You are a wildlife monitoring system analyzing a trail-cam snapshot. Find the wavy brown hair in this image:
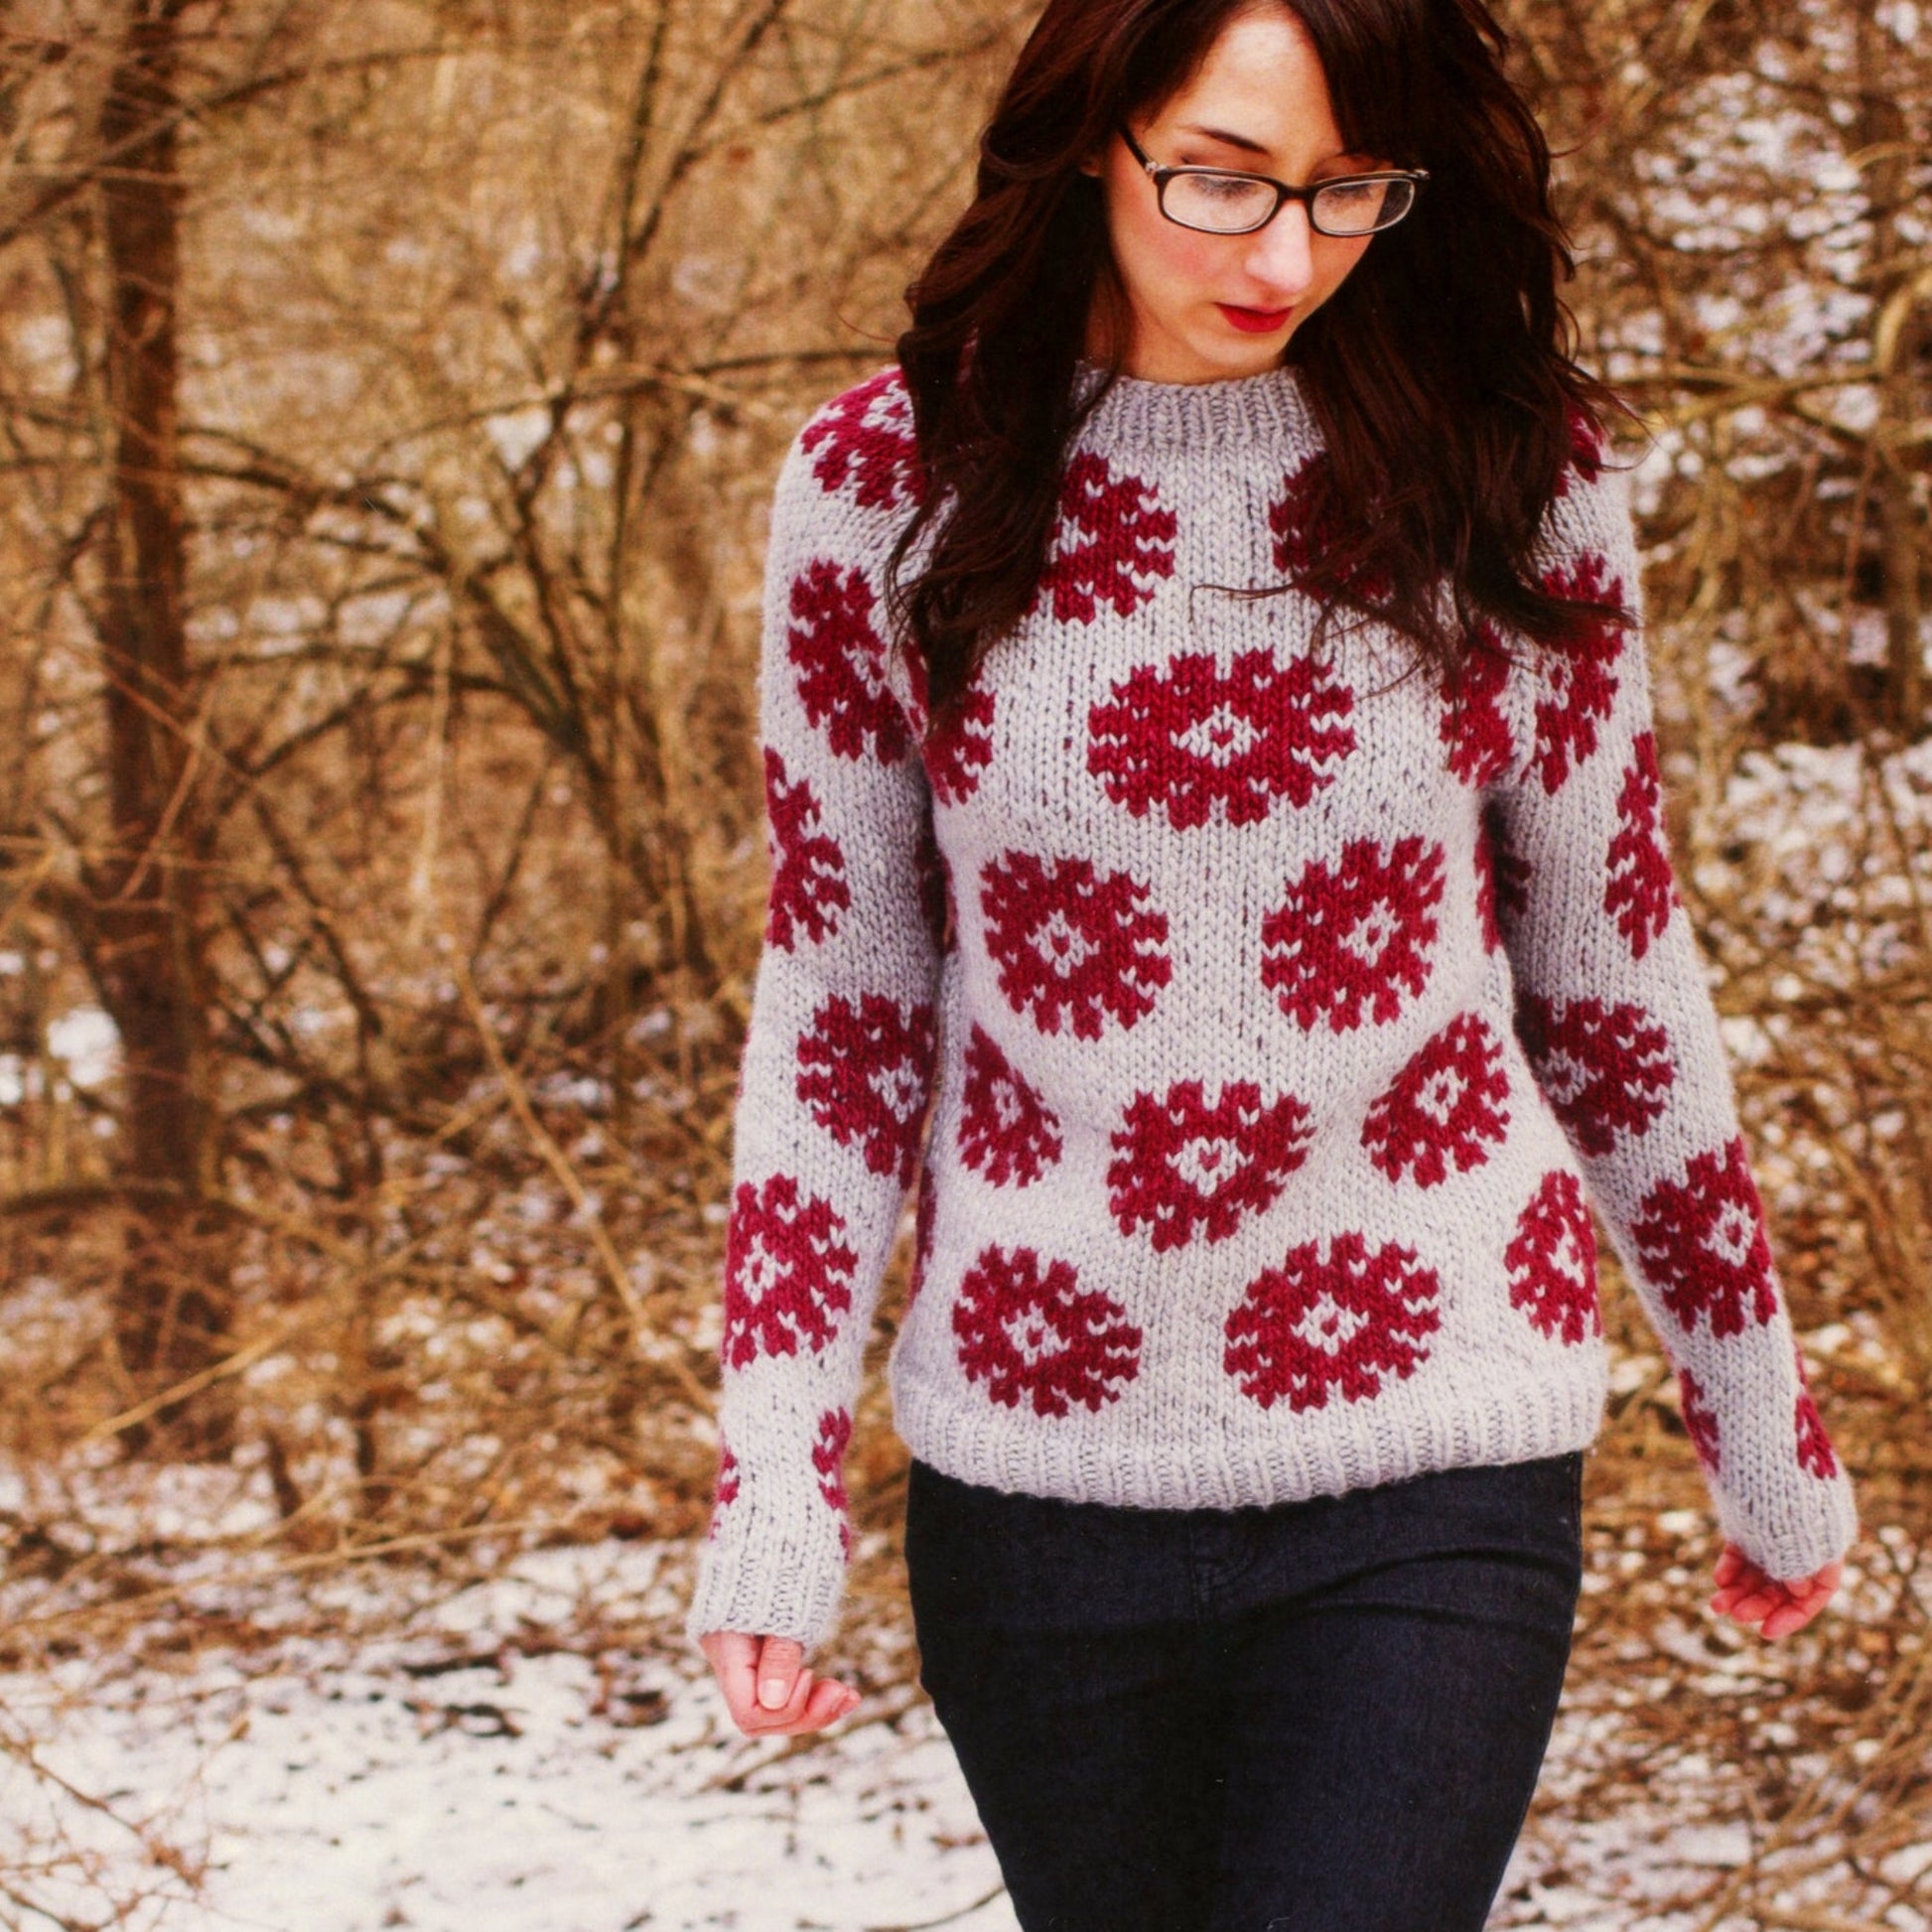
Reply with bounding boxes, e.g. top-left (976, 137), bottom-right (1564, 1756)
top-left (886, 0), bottom-right (1634, 722)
